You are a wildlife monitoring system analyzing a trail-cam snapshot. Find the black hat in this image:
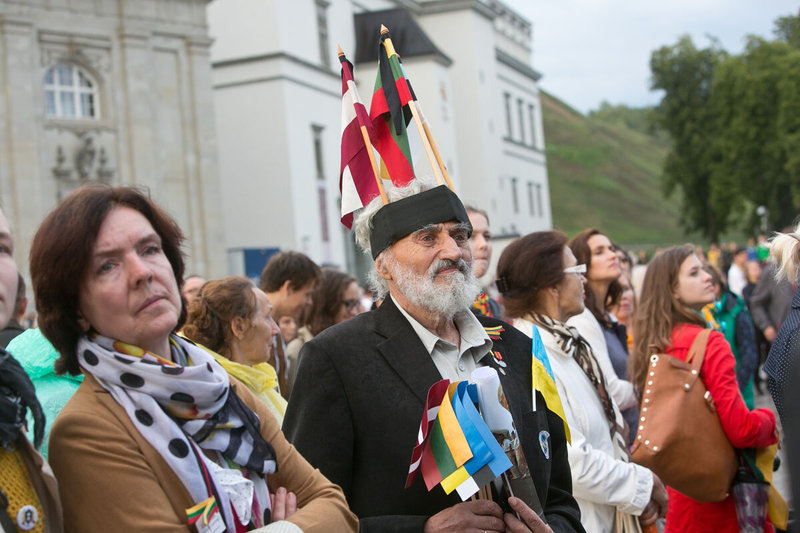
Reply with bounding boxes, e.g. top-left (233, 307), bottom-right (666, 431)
top-left (369, 185), bottom-right (471, 259)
